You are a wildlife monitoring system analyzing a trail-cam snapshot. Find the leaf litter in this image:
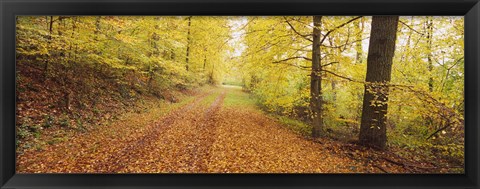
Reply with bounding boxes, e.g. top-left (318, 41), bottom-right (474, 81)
top-left (17, 87), bottom-right (422, 173)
